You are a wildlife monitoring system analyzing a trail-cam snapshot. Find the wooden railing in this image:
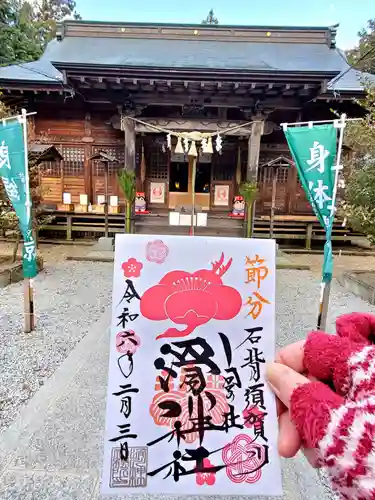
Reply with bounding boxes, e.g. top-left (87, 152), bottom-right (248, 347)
top-left (34, 211), bottom-right (362, 249)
